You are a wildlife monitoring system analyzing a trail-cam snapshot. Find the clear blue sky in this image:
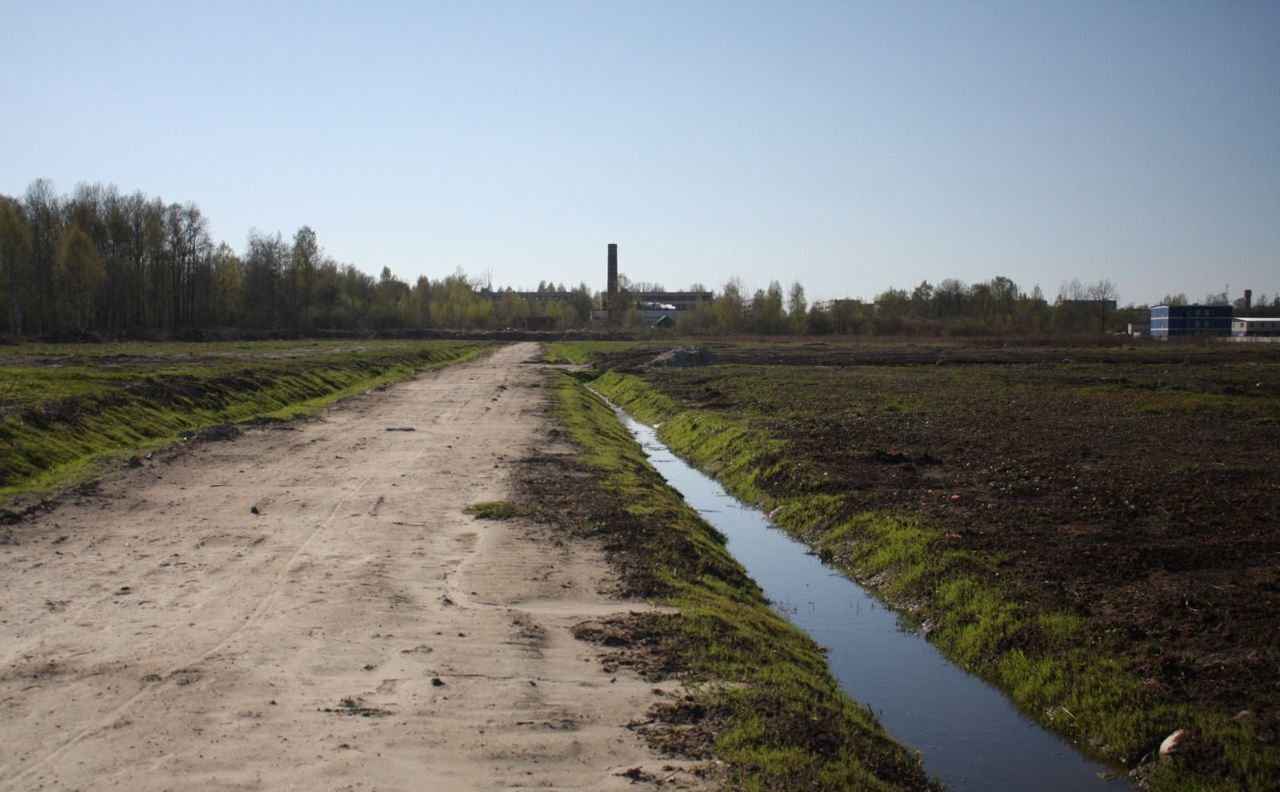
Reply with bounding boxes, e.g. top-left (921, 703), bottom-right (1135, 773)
top-left (3, 1), bottom-right (1278, 305)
